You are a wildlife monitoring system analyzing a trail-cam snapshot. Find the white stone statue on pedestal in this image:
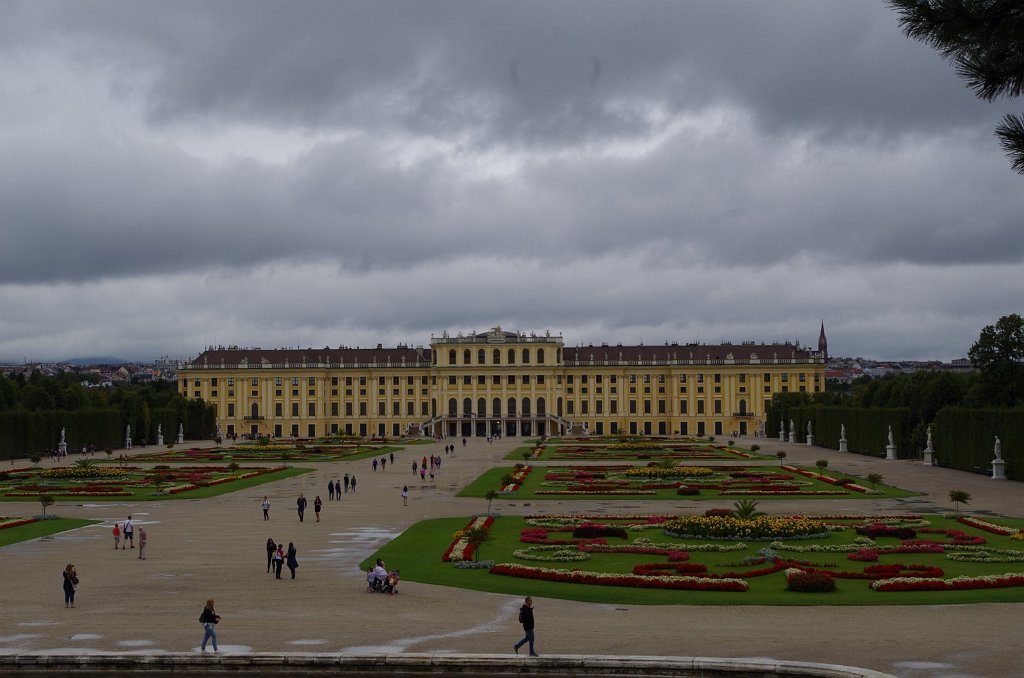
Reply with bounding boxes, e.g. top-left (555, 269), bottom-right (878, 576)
top-left (779, 421), bottom-right (785, 442)
top-left (58, 427), bottom-right (68, 455)
top-left (992, 435), bottom-right (1006, 480)
top-left (125, 424), bottom-right (132, 449)
top-left (923, 424), bottom-right (935, 466)
top-left (805, 420), bottom-right (814, 446)
top-left (788, 419), bottom-right (796, 443)
top-left (60, 428), bottom-right (66, 444)
top-left (176, 423), bottom-right (185, 444)
top-left (885, 425), bottom-right (896, 460)
top-left (887, 426), bottom-right (894, 446)
top-left (839, 424), bottom-right (848, 453)
top-left (156, 423), bottom-right (164, 446)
